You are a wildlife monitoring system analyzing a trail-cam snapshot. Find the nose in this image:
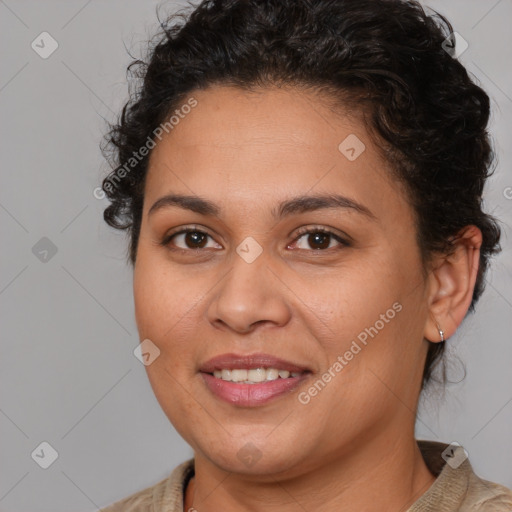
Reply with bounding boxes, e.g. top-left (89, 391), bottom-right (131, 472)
top-left (206, 254), bottom-right (292, 334)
